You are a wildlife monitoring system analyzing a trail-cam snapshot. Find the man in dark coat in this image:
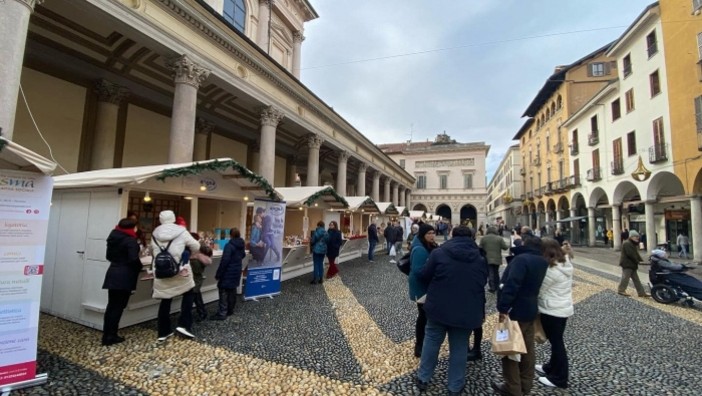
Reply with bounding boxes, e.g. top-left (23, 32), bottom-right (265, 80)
top-left (492, 234), bottom-right (548, 396)
top-left (212, 228), bottom-right (246, 320)
top-left (367, 222), bottom-right (379, 262)
top-left (384, 223), bottom-right (395, 254)
top-left (617, 230), bottom-right (649, 297)
top-left (393, 221), bottom-right (405, 257)
top-left (415, 226), bottom-right (488, 395)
